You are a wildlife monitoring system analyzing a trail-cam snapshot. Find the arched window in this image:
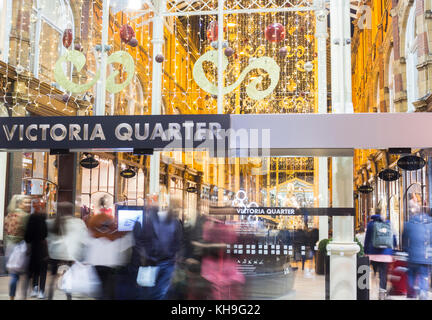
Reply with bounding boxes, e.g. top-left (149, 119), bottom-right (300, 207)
top-left (405, 4), bottom-right (418, 113)
top-left (376, 77), bottom-right (380, 113)
top-left (30, 0), bottom-right (74, 83)
top-left (388, 50), bottom-right (395, 113)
